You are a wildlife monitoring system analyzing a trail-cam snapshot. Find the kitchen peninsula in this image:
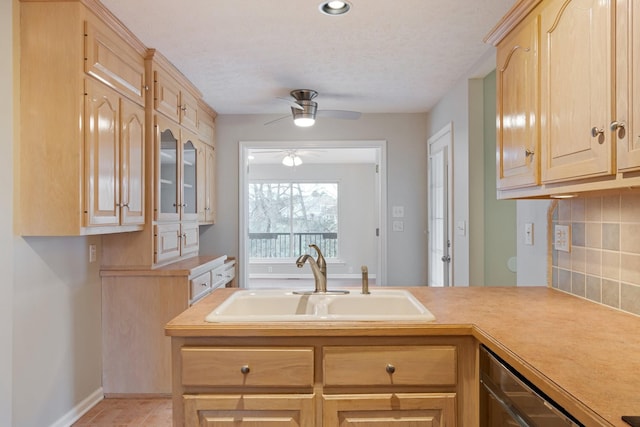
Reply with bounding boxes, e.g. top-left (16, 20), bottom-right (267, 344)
top-left (166, 286), bottom-right (640, 426)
